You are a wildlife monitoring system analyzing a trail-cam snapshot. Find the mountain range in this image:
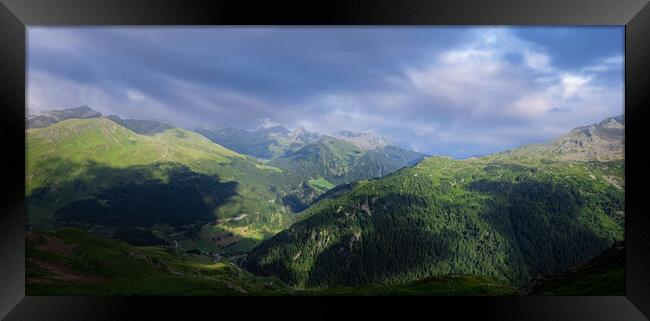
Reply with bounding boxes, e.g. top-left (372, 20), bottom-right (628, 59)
top-left (25, 105), bottom-right (625, 295)
top-left (26, 111), bottom-right (296, 254)
top-left (244, 116), bottom-right (624, 288)
top-left (195, 123), bottom-right (426, 210)
top-left (25, 106), bottom-right (427, 253)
